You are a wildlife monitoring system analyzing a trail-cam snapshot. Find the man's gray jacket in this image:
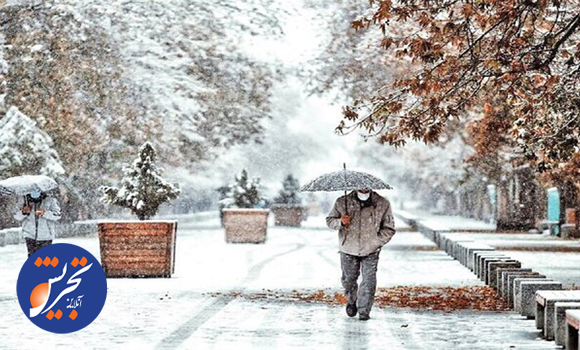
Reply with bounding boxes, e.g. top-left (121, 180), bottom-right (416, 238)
top-left (326, 190), bottom-right (396, 256)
